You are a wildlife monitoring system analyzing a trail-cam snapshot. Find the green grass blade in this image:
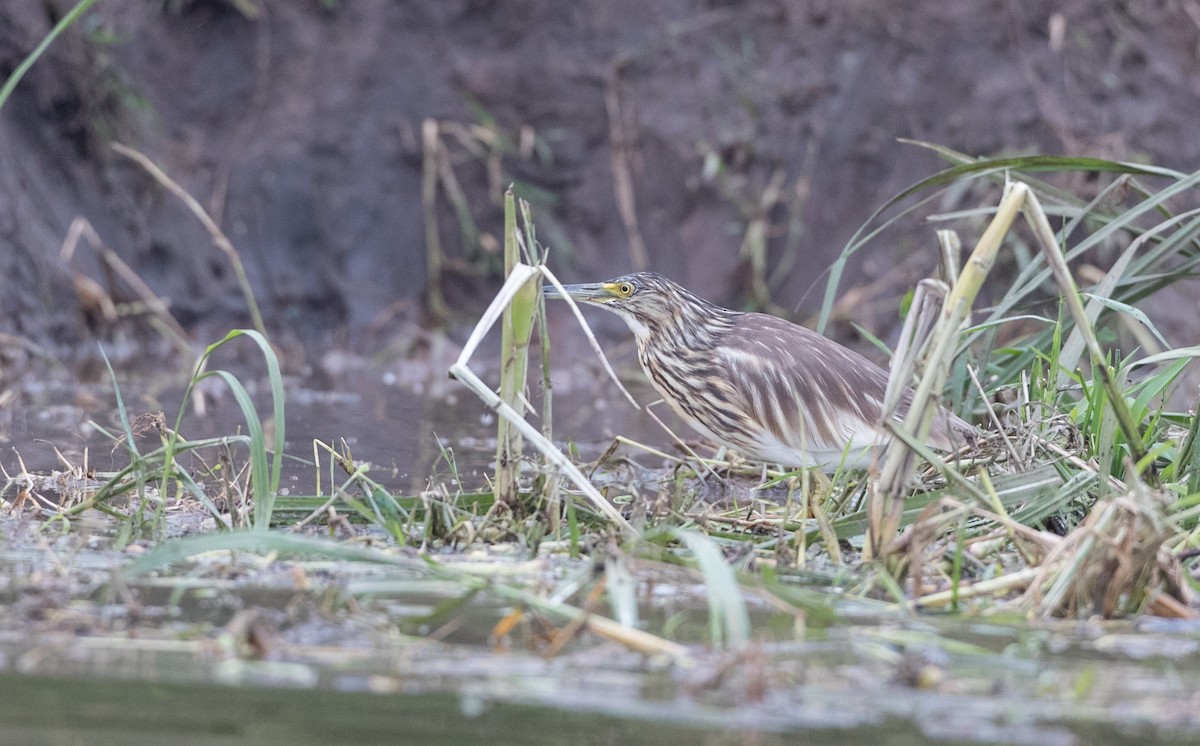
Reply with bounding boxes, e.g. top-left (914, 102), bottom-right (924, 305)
top-left (167, 330), bottom-right (286, 532)
top-left (117, 532), bottom-right (412, 580)
top-left (198, 369), bottom-right (273, 529)
top-left (672, 529), bottom-right (750, 649)
top-left (98, 346), bottom-right (141, 460)
top-left (223, 329), bottom-right (286, 498)
top-left (819, 152), bottom-right (1186, 333)
top-left (0, 0), bottom-right (102, 111)
top-left (1081, 294), bottom-right (1170, 348)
